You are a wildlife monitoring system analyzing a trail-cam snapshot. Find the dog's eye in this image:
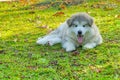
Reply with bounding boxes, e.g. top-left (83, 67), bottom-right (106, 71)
top-left (83, 25), bottom-right (86, 27)
top-left (83, 24), bottom-right (88, 27)
top-left (74, 25), bottom-right (78, 27)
